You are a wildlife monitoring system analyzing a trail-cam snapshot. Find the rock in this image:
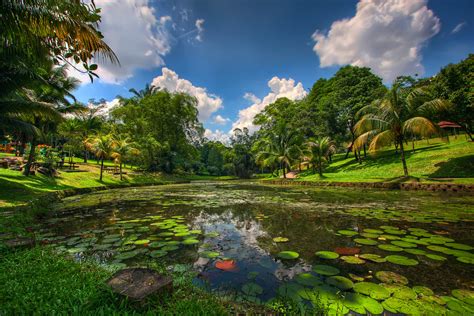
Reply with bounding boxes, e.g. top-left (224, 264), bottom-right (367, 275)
top-left (106, 268), bottom-right (172, 301)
